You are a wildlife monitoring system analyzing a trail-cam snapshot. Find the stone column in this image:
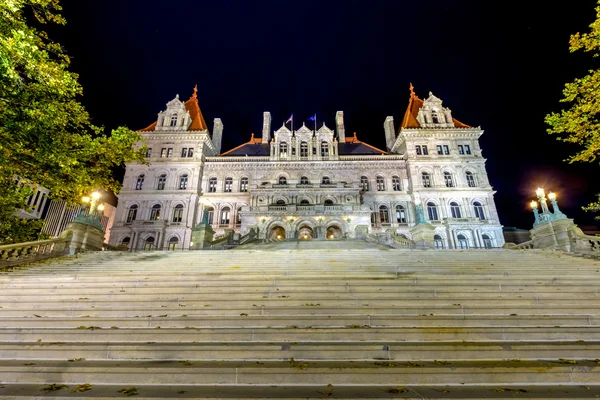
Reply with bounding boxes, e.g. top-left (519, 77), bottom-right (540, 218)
top-left (63, 221), bottom-right (105, 255)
